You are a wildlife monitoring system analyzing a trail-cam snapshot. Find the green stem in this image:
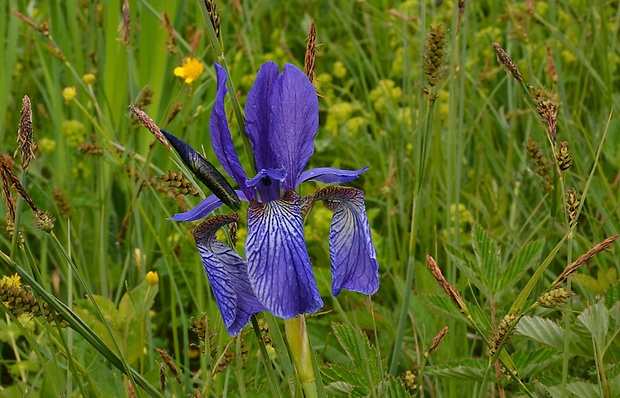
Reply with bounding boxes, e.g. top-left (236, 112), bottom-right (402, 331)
top-left (284, 315), bottom-right (318, 398)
